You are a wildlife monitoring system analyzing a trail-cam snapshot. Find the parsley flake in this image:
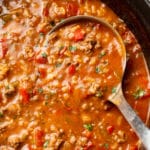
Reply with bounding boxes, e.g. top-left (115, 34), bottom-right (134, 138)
top-left (69, 46), bottom-right (77, 52)
top-left (95, 66), bottom-right (100, 73)
top-left (38, 88), bottom-right (43, 94)
top-left (83, 124), bottom-right (93, 131)
top-left (43, 140), bottom-right (49, 148)
top-left (0, 112), bottom-right (4, 118)
top-left (41, 52), bottom-right (47, 58)
top-left (112, 87), bottom-right (117, 94)
top-left (133, 87), bottom-right (145, 99)
top-left (95, 90), bottom-right (103, 98)
top-left (99, 51), bottom-right (106, 58)
top-left (55, 63), bottom-right (62, 68)
top-left (103, 143), bottom-right (109, 149)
